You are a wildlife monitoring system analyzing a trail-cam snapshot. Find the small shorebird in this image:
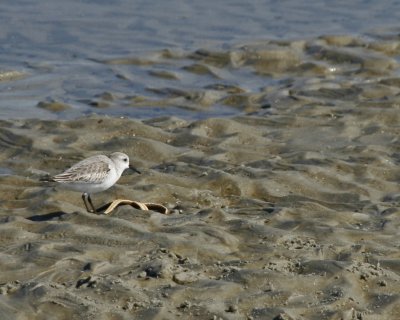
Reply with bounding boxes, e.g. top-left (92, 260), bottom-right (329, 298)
top-left (48, 152), bottom-right (140, 213)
